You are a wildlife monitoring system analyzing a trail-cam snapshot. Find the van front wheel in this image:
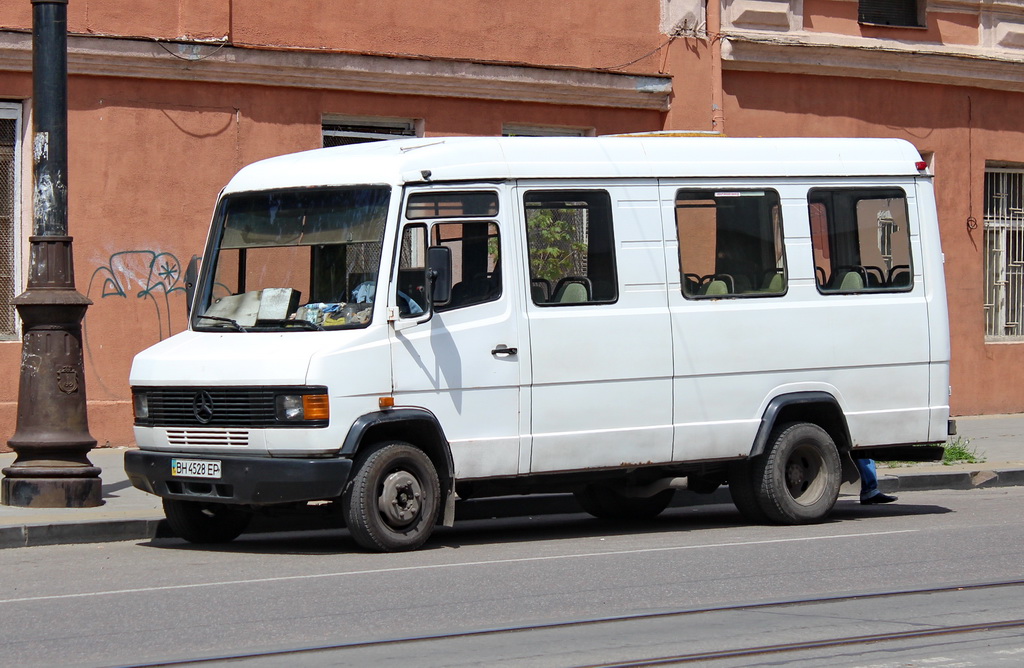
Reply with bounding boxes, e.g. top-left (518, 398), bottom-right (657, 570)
top-left (755, 422), bottom-right (841, 524)
top-left (343, 441), bottom-right (441, 552)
